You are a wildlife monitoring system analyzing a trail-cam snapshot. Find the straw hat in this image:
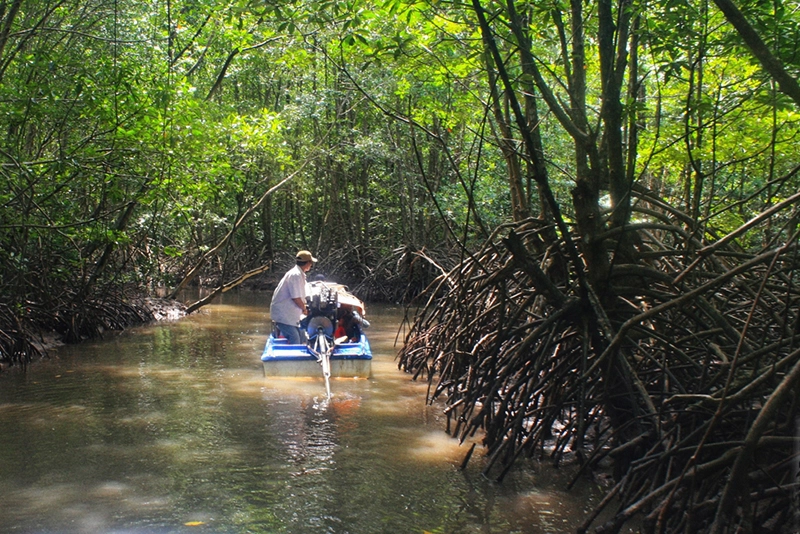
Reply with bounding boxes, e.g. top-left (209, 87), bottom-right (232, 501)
top-left (296, 250), bottom-right (317, 263)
